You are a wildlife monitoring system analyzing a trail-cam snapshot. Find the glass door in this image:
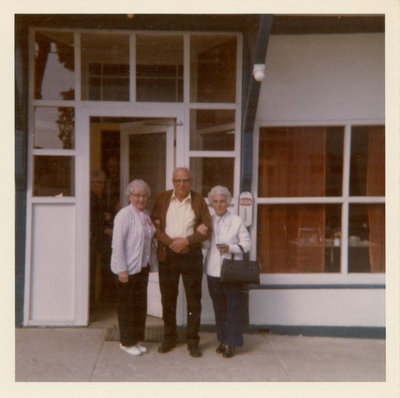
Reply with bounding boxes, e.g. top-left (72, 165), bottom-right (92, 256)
top-left (120, 119), bottom-right (175, 317)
